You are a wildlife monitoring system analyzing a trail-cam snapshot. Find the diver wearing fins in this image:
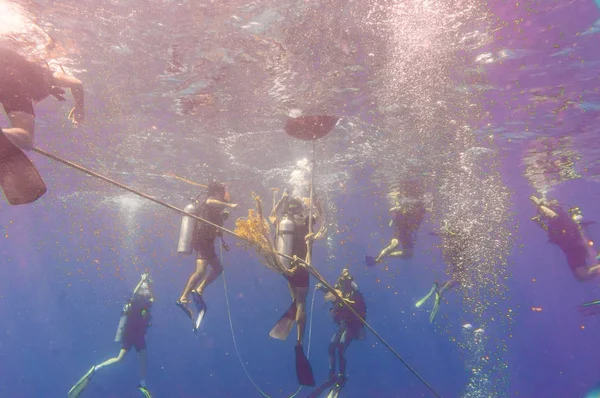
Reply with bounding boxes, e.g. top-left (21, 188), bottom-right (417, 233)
top-left (418, 220), bottom-right (467, 323)
top-left (176, 181), bottom-right (237, 331)
top-left (415, 279), bottom-right (458, 323)
top-left (67, 273), bottom-right (154, 398)
top-left (530, 195), bottom-right (599, 282)
top-left (269, 188), bottom-right (324, 386)
top-left (366, 178), bottom-right (426, 267)
top-left (309, 269), bottom-right (366, 398)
